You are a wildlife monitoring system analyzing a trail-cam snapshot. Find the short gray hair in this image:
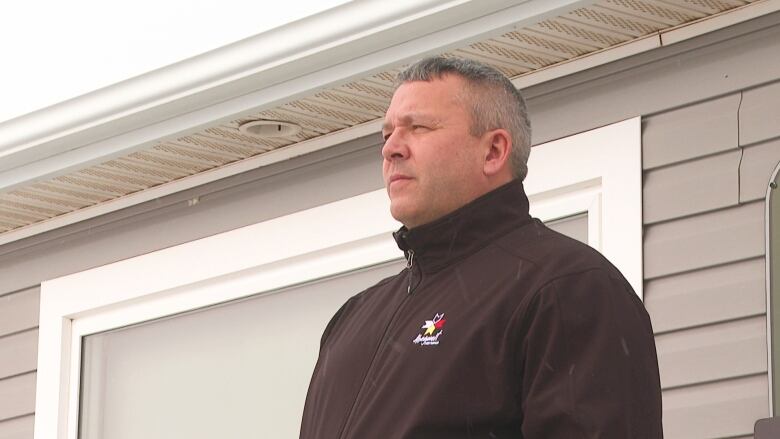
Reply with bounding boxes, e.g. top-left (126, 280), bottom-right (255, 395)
top-left (395, 56), bottom-right (532, 181)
